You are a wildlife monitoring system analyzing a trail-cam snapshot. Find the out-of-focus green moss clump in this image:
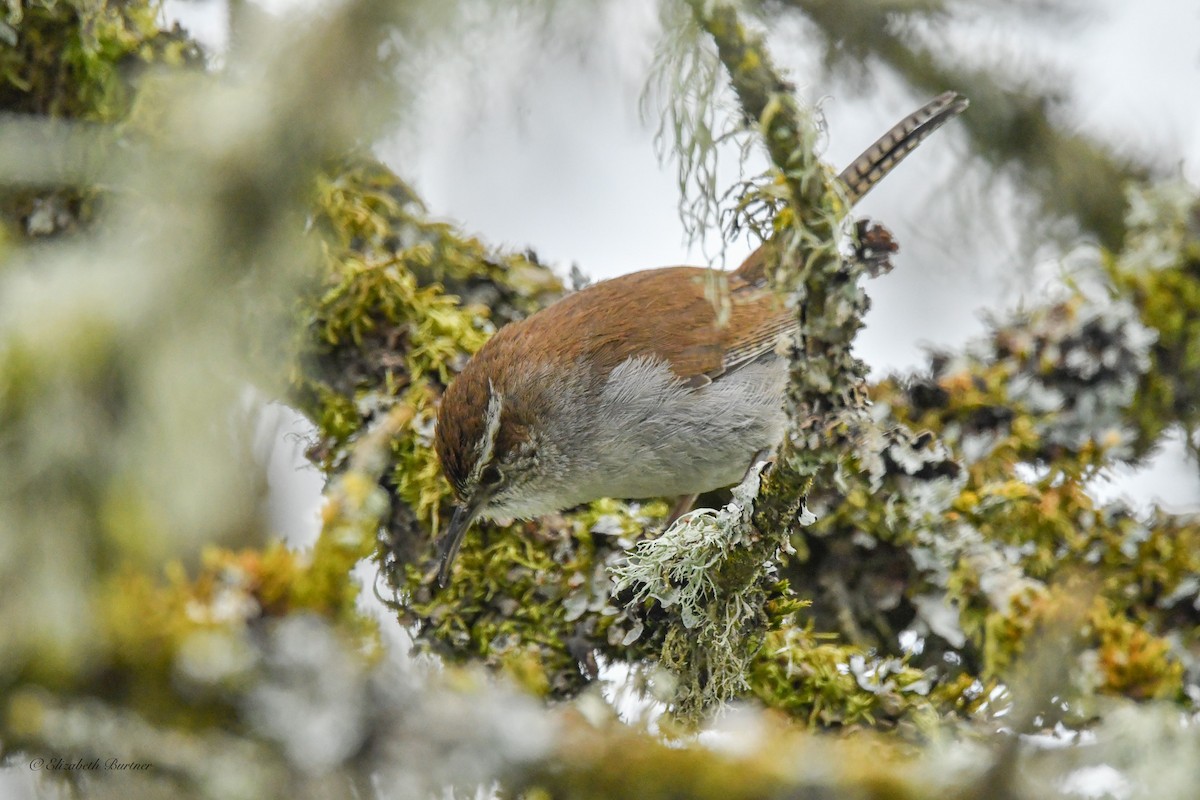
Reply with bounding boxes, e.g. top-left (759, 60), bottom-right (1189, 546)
top-left (1107, 182), bottom-right (1200, 451)
top-left (1, 0), bottom-right (200, 119)
top-left (8, 408), bottom-right (394, 723)
top-left (0, 0), bottom-right (202, 239)
top-left (0, 0), bottom-right (405, 757)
